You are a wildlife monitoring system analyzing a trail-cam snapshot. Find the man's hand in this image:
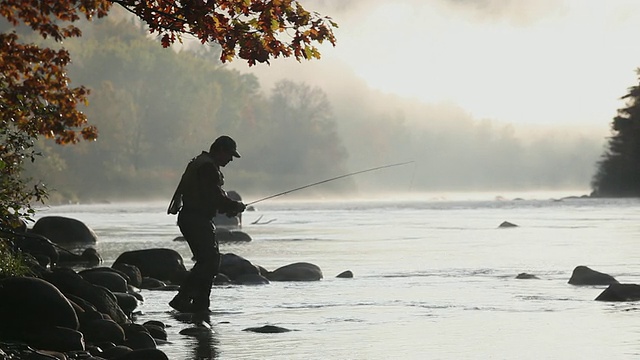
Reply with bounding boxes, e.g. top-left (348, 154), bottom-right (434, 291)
top-left (225, 202), bottom-right (246, 217)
